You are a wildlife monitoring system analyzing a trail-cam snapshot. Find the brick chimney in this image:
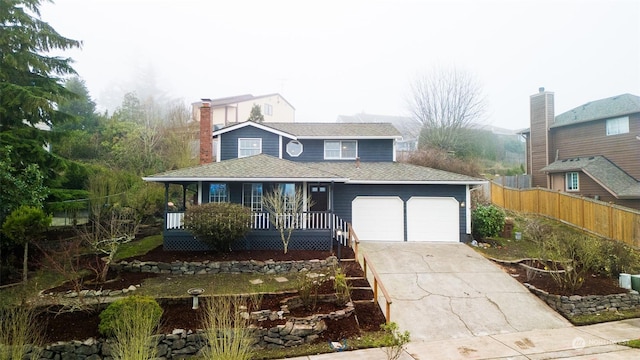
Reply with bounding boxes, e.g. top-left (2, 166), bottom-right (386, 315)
top-left (199, 99), bottom-right (213, 164)
top-left (529, 87), bottom-right (554, 188)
